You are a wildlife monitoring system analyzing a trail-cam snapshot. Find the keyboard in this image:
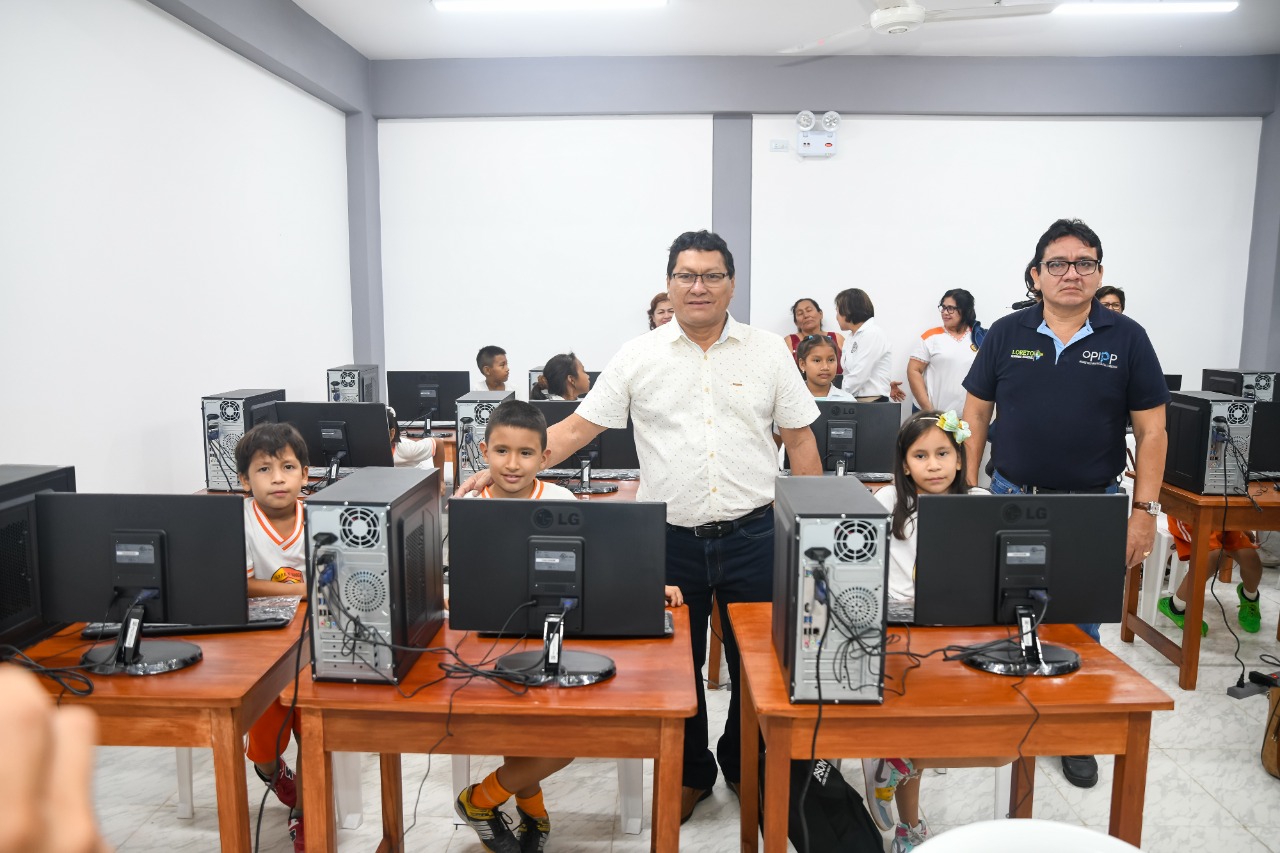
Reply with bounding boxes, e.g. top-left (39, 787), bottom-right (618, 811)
top-left (80, 596), bottom-right (301, 640)
top-left (539, 468), bottom-right (641, 481)
top-left (779, 470), bottom-right (892, 482)
top-left (664, 610), bottom-right (674, 636)
top-left (1248, 471), bottom-right (1280, 481)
